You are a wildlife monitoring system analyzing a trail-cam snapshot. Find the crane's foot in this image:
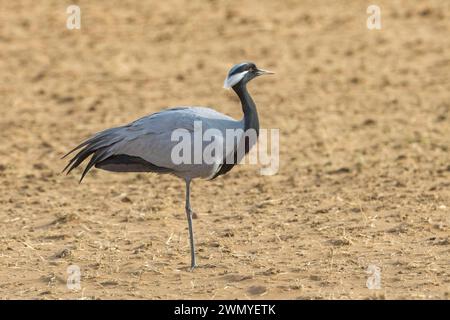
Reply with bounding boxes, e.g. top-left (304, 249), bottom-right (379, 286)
top-left (189, 264), bottom-right (198, 272)
top-left (190, 256), bottom-right (197, 271)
